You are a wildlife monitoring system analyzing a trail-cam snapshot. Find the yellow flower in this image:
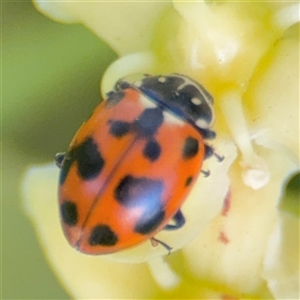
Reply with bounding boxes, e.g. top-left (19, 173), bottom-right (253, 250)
top-left (23, 1), bottom-right (299, 299)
